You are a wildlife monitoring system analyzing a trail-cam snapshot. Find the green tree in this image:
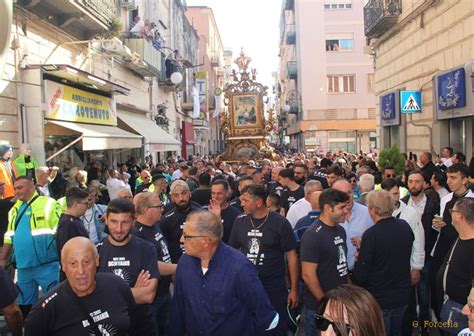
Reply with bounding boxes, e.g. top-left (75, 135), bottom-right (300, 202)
top-left (377, 145), bottom-right (405, 175)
